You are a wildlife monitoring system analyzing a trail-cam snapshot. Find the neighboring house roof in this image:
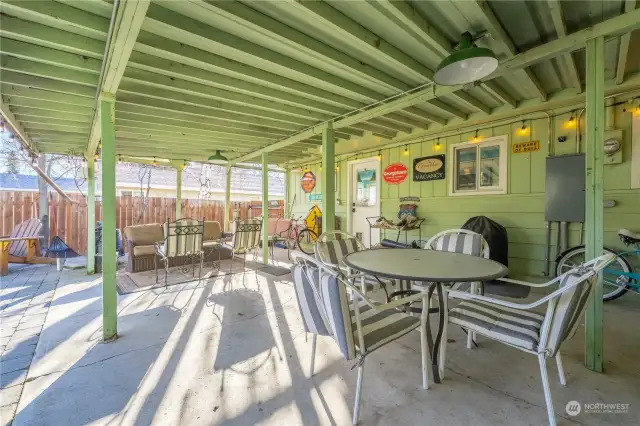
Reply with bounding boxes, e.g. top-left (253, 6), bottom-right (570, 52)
top-left (0, 173), bottom-right (87, 192)
top-left (104, 163), bottom-right (285, 195)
